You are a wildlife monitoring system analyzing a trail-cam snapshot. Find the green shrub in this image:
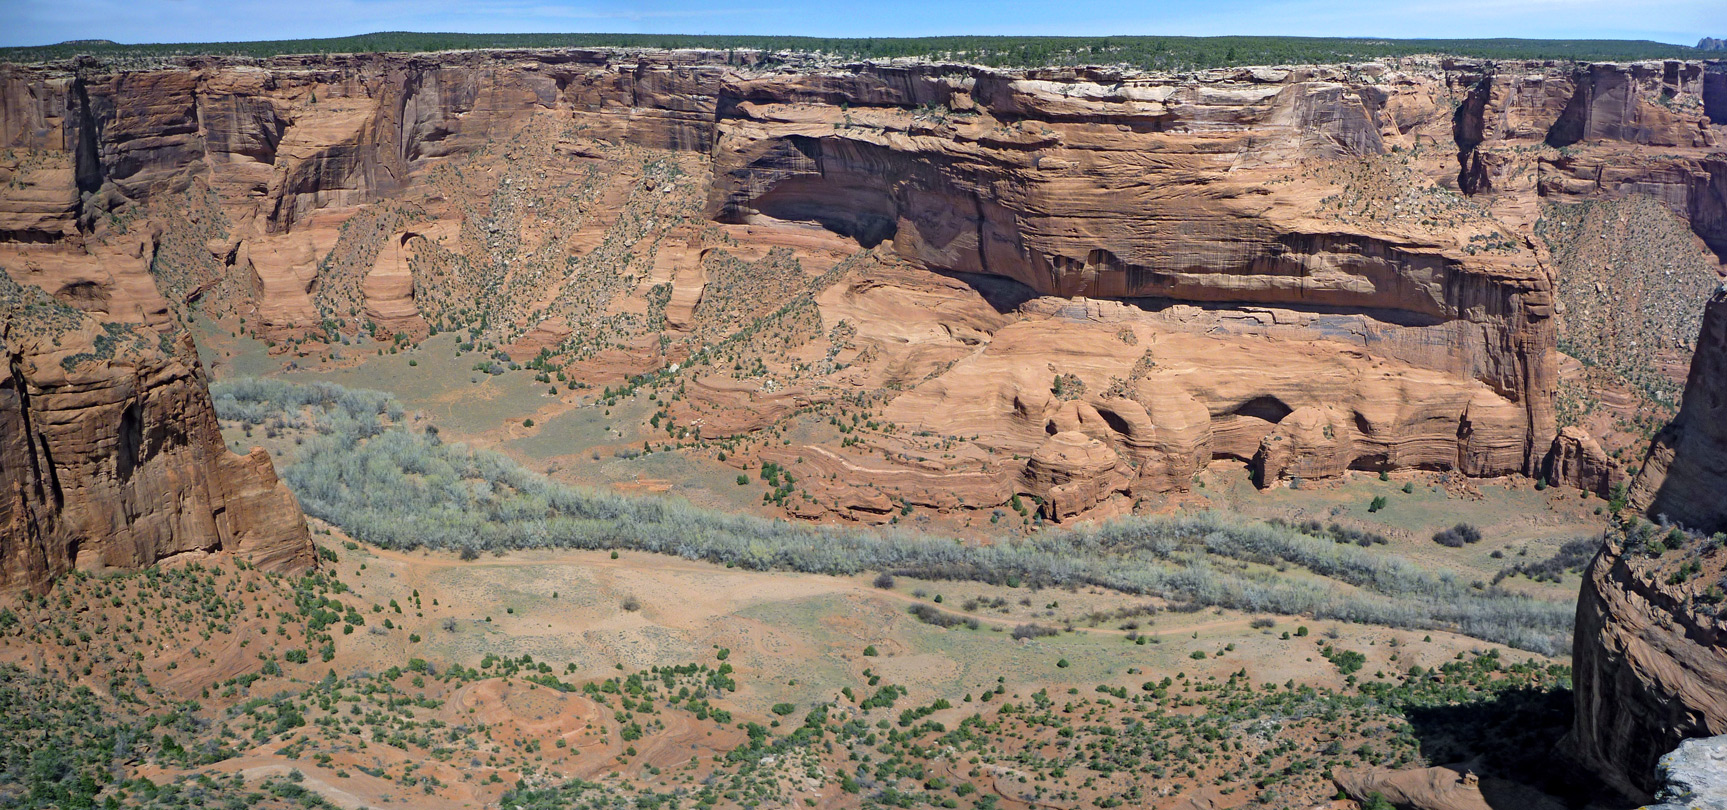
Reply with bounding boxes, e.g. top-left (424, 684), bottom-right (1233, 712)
top-left (2, 33), bottom-right (1705, 73)
top-left (1432, 523), bottom-right (1483, 547)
